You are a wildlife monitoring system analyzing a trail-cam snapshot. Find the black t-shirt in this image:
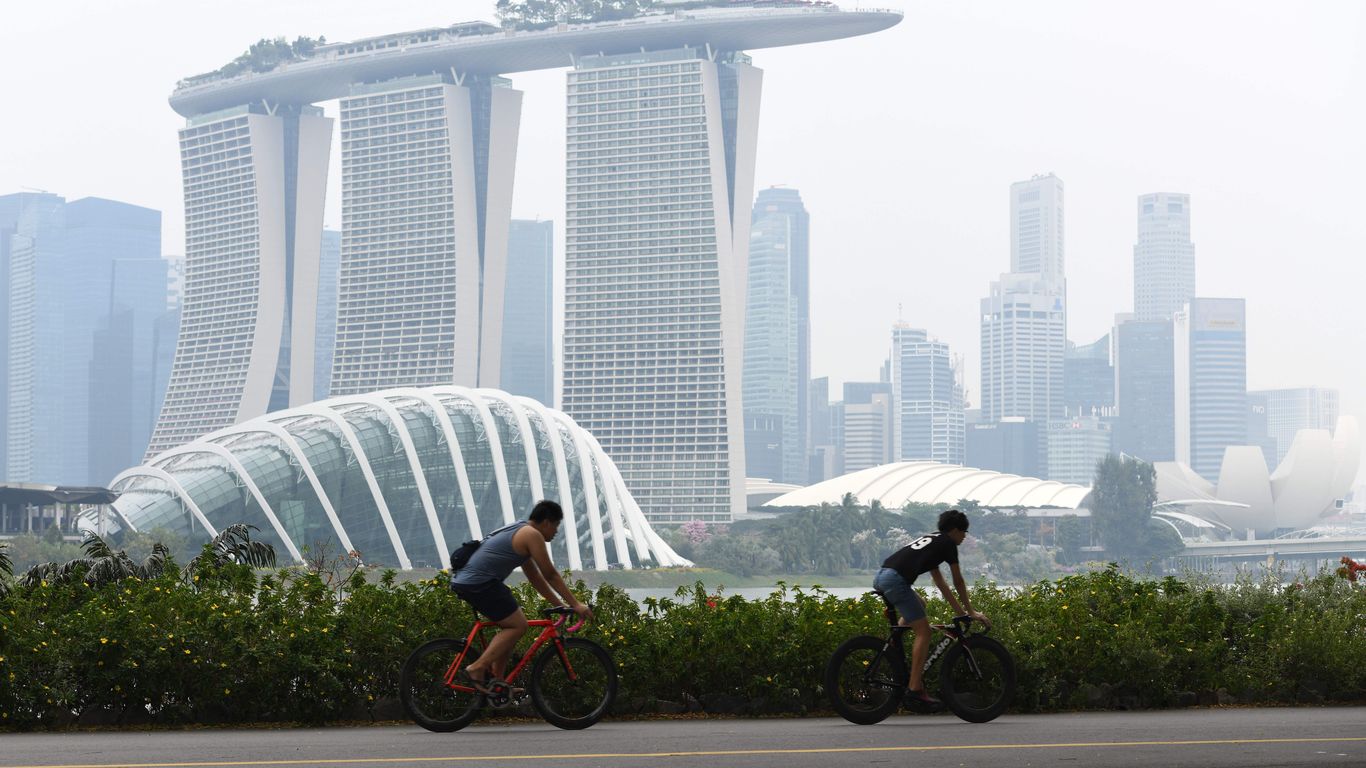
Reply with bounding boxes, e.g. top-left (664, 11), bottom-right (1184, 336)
top-left (882, 532), bottom-right (959, 583)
